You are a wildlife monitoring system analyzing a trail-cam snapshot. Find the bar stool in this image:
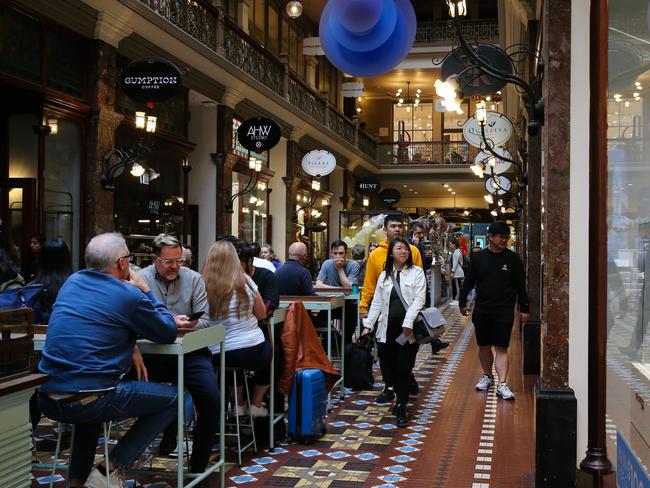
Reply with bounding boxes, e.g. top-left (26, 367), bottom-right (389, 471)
top-left (223, 367), bottom-right (257, 466)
